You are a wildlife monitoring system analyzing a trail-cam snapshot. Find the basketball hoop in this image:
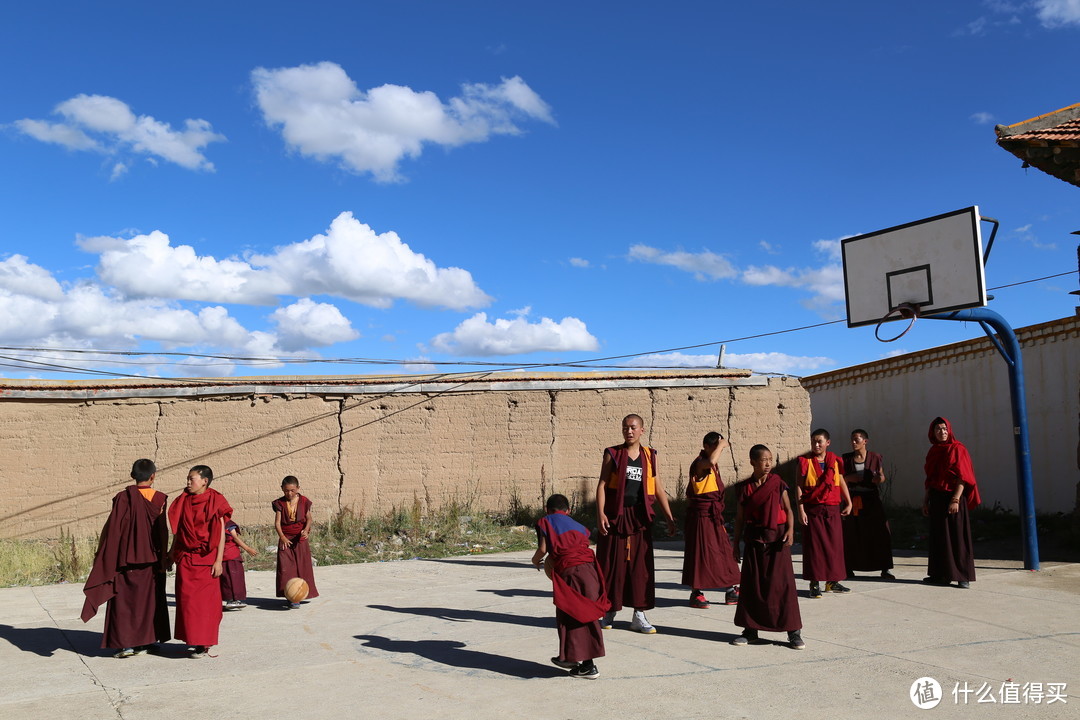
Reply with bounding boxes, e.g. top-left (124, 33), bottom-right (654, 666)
top-left (874, 302), bottom-right (921, 342)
